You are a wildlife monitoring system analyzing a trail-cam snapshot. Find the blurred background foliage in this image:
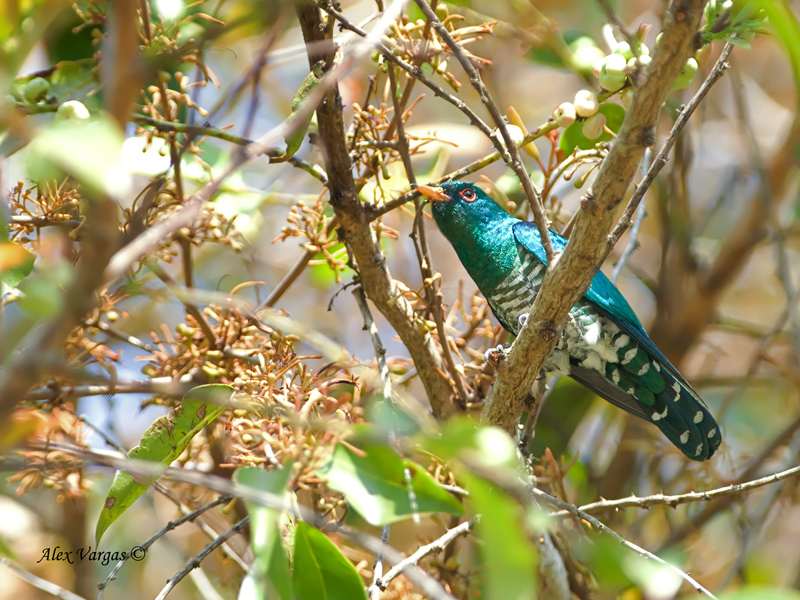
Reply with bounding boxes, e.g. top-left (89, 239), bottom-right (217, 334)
top-left (1, 0), bottom-right (800, 599)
